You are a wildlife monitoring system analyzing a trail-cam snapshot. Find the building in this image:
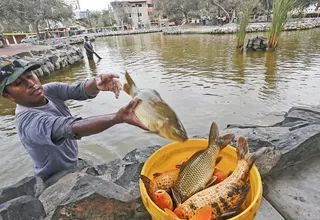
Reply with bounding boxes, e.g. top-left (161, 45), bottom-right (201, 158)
top-left (63, 0), bottom-right (81, 10)
top-left (112, 0), bottom-right (154, 28)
